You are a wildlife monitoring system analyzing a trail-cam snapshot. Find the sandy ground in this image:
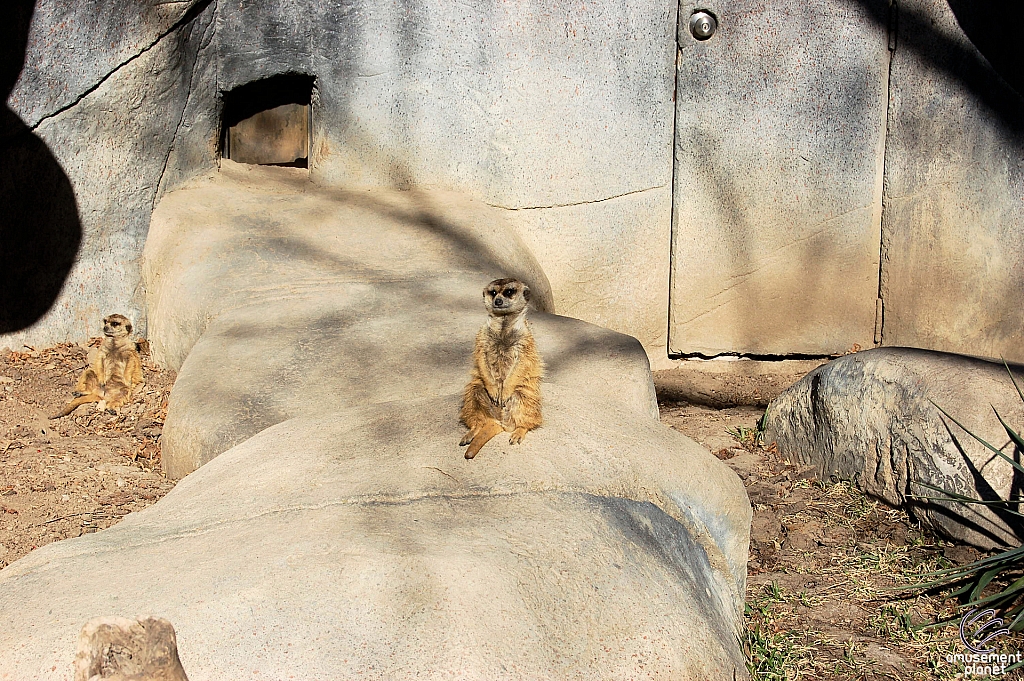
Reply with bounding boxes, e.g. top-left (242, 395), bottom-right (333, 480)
top-left (0, 342), bottom-right (175, 569)
top-left (1, 347), bottom-right (1020, 679)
